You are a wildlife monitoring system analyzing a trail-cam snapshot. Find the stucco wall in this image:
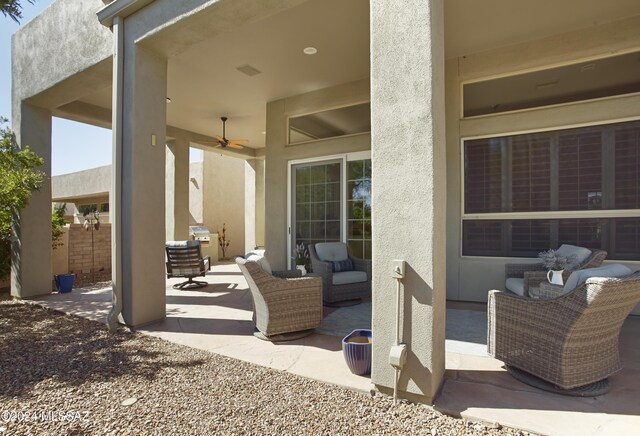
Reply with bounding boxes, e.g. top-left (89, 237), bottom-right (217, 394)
top-left (264, 79), bottom-right (371, 270)
top-left (52, 165), bottom-right (111, 201)
top-left (444, 16), bottom-right (640, 308)
top-left (202, 152), bottom-right (246, 258)
top-left (12, 0), bottom-right (113, 110)
top-left (189, 161), bottom-right (204, 225)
